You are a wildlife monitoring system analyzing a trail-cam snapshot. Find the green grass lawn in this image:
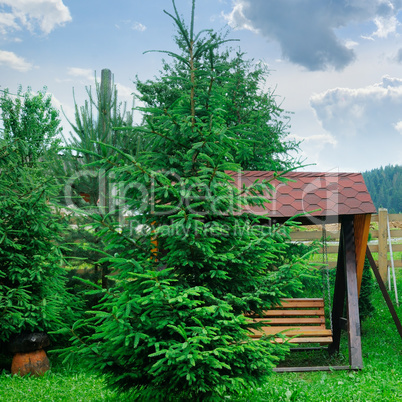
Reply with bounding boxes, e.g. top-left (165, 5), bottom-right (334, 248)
top-left (0, 362), bottom-right (122, 402)
top-left (1, 270), bottom-right (401, 402)
top-left (232, 268), bottom-right (402, 402)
